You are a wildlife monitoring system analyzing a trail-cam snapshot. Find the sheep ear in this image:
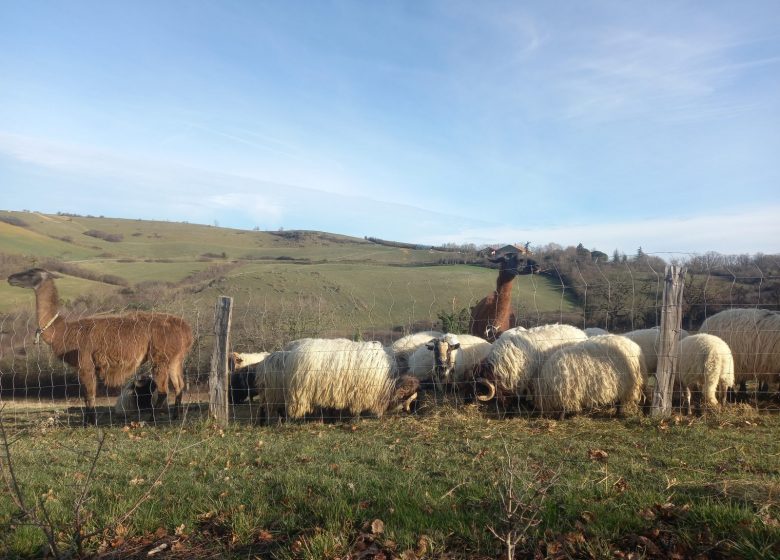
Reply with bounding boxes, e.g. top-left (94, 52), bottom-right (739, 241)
top-left (425, 340), bottom-right (435, 350)
top-left (451, 343), bottom-right (461, 350)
